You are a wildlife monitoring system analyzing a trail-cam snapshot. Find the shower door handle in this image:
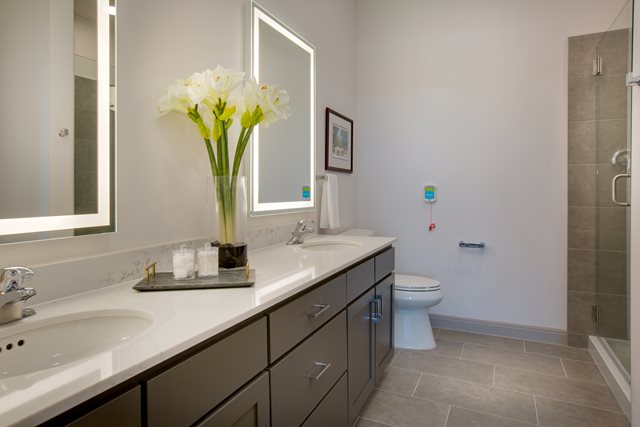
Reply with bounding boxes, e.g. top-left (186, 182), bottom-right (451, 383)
top-left (612, 173), bottom-right (631, 207)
